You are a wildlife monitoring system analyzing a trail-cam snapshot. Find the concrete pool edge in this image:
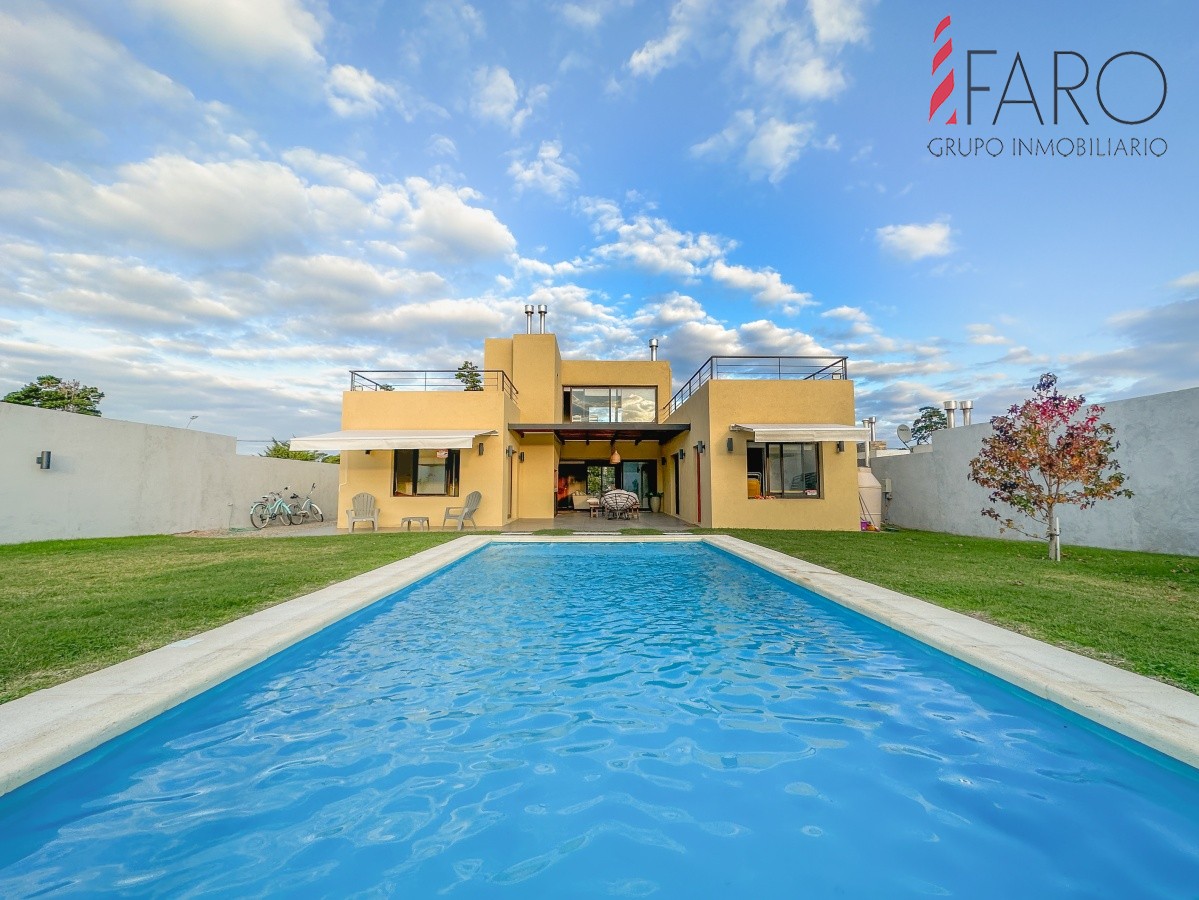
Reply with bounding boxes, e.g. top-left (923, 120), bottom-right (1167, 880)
top-left (1, 533), bottom-right (1195, 798)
